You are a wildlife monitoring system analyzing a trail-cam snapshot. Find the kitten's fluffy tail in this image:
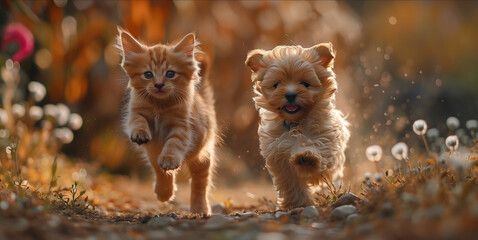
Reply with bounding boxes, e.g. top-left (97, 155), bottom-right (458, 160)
top-left (194, 52), bottom-right (214, 105)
